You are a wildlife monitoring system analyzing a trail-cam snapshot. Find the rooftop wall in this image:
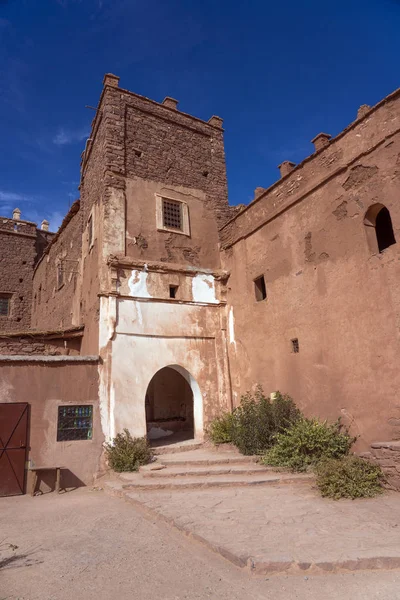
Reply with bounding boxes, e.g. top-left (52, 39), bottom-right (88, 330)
top-left (220, 88), bottom-right (400, 249)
